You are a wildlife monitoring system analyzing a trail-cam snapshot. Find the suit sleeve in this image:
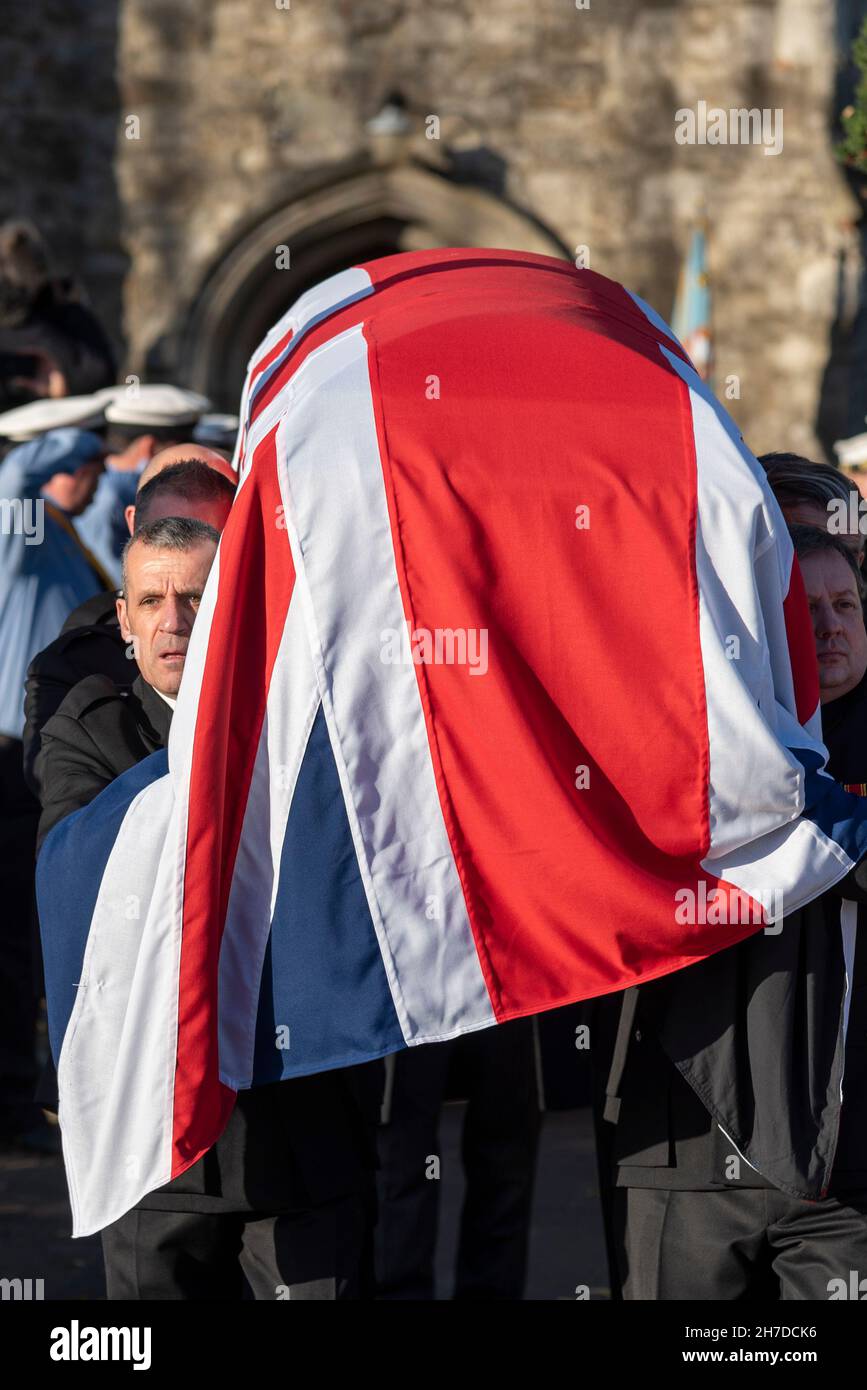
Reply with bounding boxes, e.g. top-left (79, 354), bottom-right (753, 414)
top-left (36, 713), bottom-right (117, 853)
top-left (23, 650), bottom-right (75, 800)
top-left (826, 857), bottom-right (867, 907)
